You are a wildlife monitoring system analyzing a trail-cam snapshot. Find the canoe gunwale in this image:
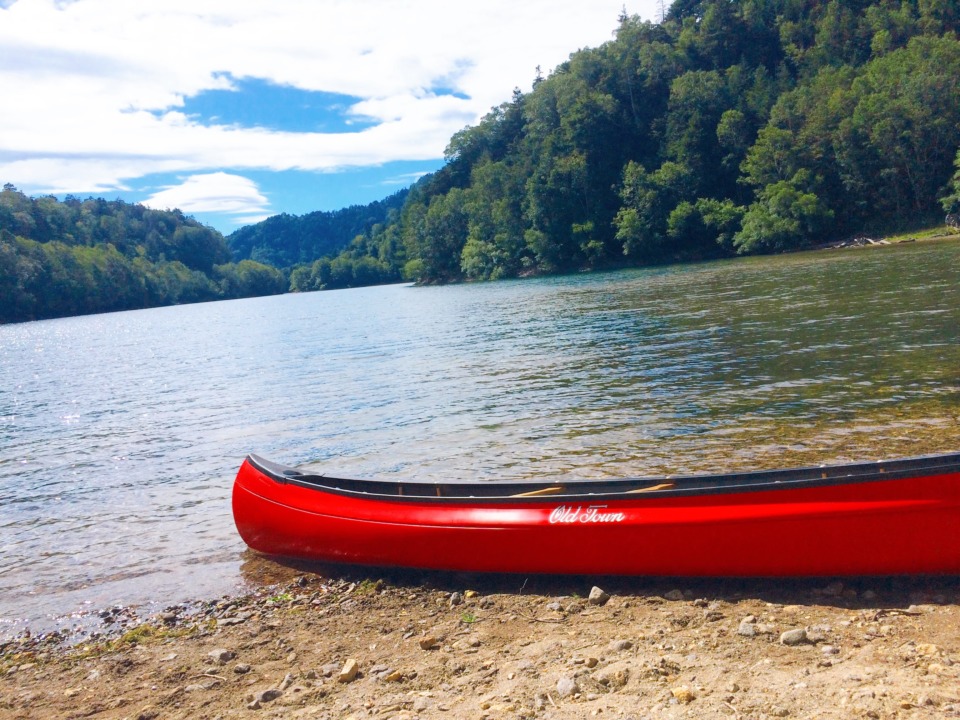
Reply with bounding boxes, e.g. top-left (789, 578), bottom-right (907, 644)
top-left (245, 451), bottom-right (960, 504)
